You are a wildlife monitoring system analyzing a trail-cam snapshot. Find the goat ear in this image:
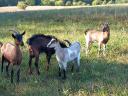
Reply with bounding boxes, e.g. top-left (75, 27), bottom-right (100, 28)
top-left (12, 34), bottom-right (16, 39)
top-left (21, 31), bottom-right (26, 36)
